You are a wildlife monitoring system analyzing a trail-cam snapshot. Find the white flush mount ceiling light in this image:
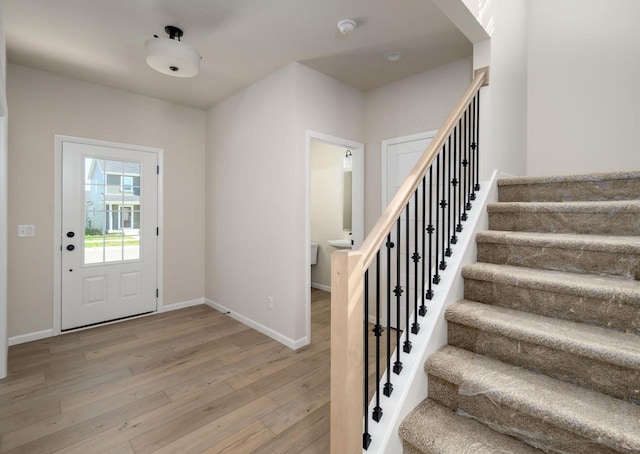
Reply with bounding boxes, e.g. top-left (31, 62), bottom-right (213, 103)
top-left (145, 26), bottom-right (201, 78)
top-left (337, 19), bottom-right (357, 35)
